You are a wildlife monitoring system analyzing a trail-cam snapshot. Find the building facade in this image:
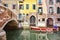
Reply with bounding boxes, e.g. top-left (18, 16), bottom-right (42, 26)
top-left (1, 0), bottom-right (60, 27)
top-left (46, 0), bottom-right (60, 27)
top-left (1, 0), bottom-right (21, 19)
